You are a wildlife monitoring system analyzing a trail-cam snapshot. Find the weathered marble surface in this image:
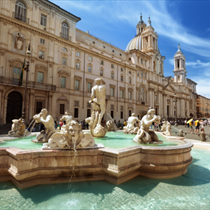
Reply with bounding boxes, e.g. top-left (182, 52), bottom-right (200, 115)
top-left (133, 109), bottom-right (162, 144)
top-left (161, 121), bottom-right (171, 136)
top-left (106, 120), bottom-right (118, 131)
top-left (42, 120), bottom-right (95, 150)
top-left (86, 78), bottom-right (107, 137)
top-left (32, 109), bottom-right (55, 143)
top-left (8, 118), bottom-right (25, 137)
top-left (123, 113), bottom-right (139, 134)
top-left (0, 139), bottom-right (193, 188)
